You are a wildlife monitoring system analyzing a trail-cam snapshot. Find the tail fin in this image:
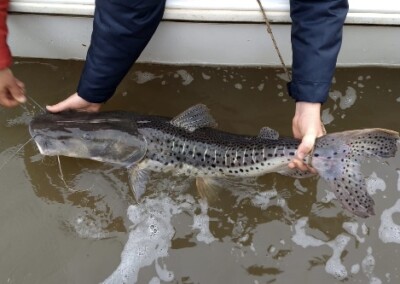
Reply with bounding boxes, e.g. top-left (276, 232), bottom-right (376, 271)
top-left (312, 129), bottom-right (399, 218)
